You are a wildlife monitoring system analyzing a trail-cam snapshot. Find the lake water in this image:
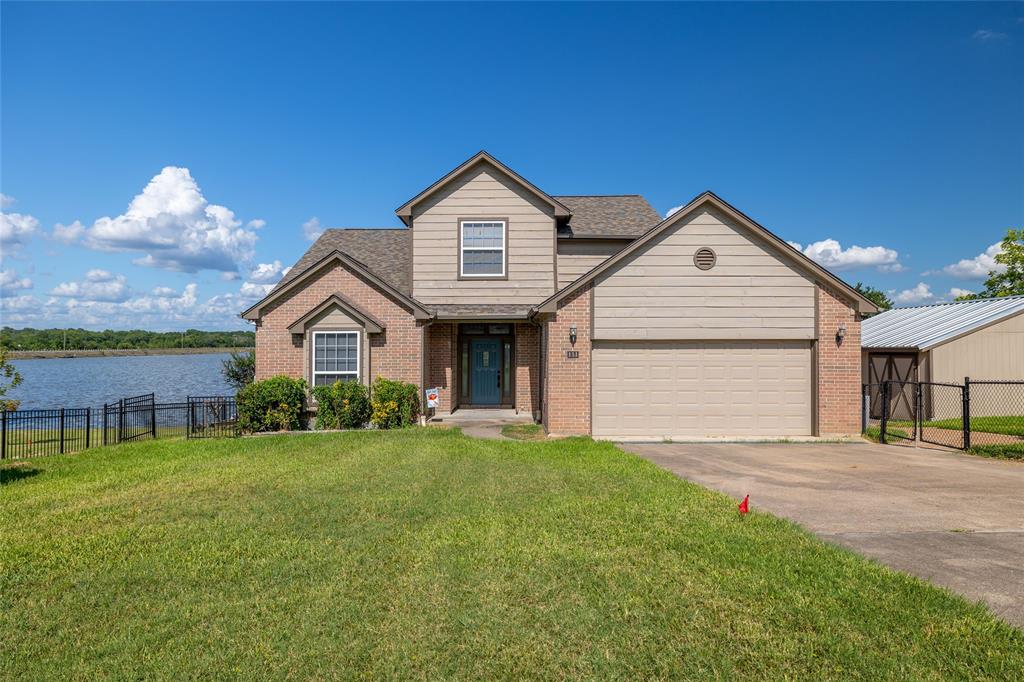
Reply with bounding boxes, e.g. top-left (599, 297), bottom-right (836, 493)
top-left (7, 353), bottom-right (236, 410)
